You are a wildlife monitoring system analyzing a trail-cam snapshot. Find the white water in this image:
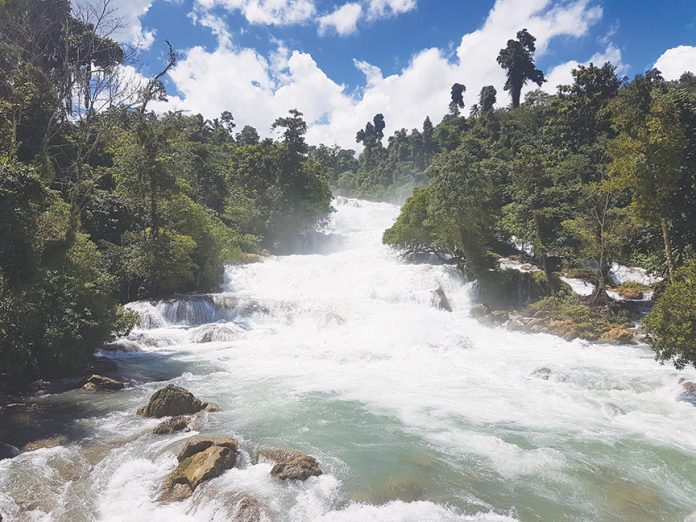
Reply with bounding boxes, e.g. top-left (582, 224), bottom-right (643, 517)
top-left (2, 197), bottom-right (696, 521)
